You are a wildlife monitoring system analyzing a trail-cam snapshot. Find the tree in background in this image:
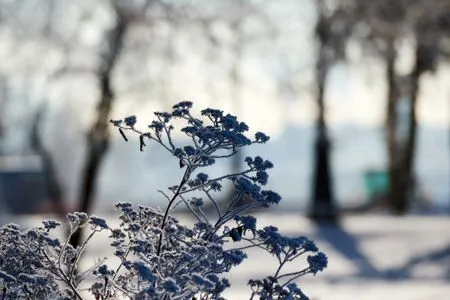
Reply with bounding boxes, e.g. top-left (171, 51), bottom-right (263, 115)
top-left (332, 0), bottom-right (450, 214)
top-left (401, 0), bottom-right (450, 213)
top-left (335, 0), bottom-right (416, 214)
top-left (0, 0), bottom-right (76, 218)
top-left (0, 77), bottom-right (8, 151)
top-left (0, 0), bottom-right (150, 241)
top-left (69, 0), bottom-right (201, 246)
top-left (2, 0), bottom-right (448, 220)
top-left (354, 0), bottom-right (411, 214)
top-left (30, 103), bottom-right (66, 217)
top-left (69, 2), bottom-right (127, 247)
top-left (309, 0), bottom-right (353, 220)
